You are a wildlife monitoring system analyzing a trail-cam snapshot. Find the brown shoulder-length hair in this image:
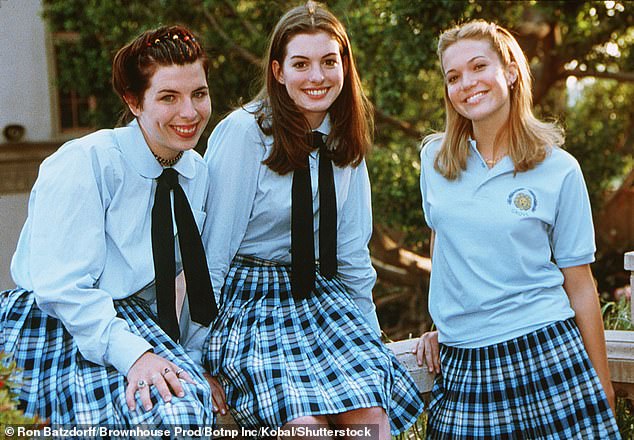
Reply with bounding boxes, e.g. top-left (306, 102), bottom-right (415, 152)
top-left (253, 1), bottom-right (374, 175)
top-left (112, 25), bottom-right (208, 125)
top-left (427, 20), bottom-right (563, 180)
